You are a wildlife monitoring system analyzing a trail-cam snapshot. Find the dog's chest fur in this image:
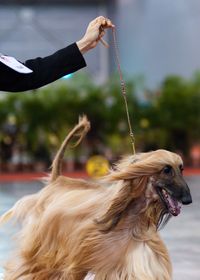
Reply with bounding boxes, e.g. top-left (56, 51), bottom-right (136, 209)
top-left (87, 230), bottom-right (171, 280)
